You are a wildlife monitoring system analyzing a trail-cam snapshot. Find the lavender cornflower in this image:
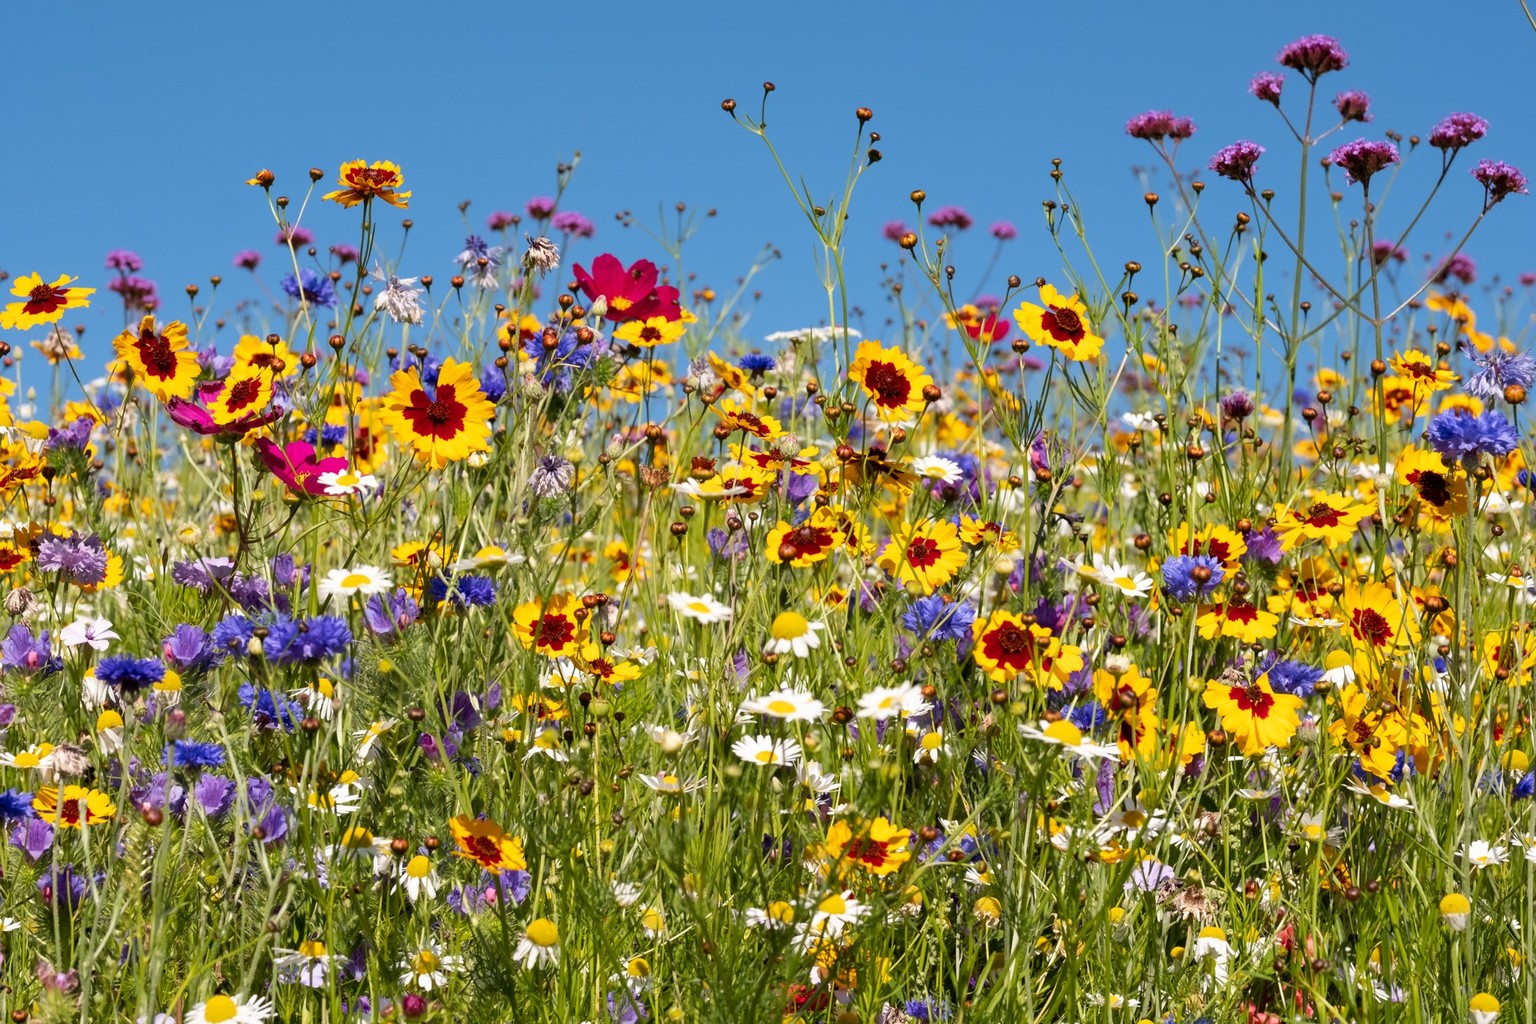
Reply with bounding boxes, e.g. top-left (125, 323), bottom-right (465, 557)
top-left (1464, 347), bottom-right (1536, 401)
top-left (233, 249), bottom-right (261, 270)
top-left (192, 775), bottom-right (235, 817)
top-left (1249, 72), bottom-right (1284, 105)
top-left (105, 249), bottom-right (143, 273)
top-left (280, 268), bottom-right (337, 309)
top-left (34, 533), bottom-right (109, 586)
top-left (1220, 390), bottom-right (1255, 421)
top-left (1329, 139), bottom-right (1399, 186)
top-left (330, 243), bottom-right (360, 264)
top-left (1429, 112), bottom-right (1488, 151)
top-left (1124, 110), bottom-right (1196, 141)
top-left (1472, 159), bottom-right (1529, 207)
top-left (1333, 90), bottom-right (1372, 123)
top-left (1161, 555), bottom-right (1226, 602)
top-left (989, 220), bottom-right (1018, 241)
top-left (1, 625), bottom-right (57, 676)
top-left (263, 615), bottom-right (351, 665)
top-left (529, 454), bottom-right (576, 498)
top-left (454, 235), bottom-right (505, 289)
top-left (363, 588), bottom-right (420, 636)
top-left (552, 210), bottom-right (595, 238)
top-left (1427, 409), bottom-right (1521, 465)
top-left (1277, 34), bottom-right (1348, 78)
top-left (1209, 140), bottom-right (1265, 183)
top-left (162, 624), bottom-right (214, 673)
